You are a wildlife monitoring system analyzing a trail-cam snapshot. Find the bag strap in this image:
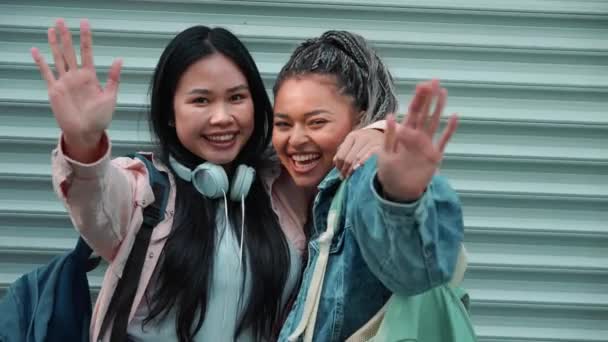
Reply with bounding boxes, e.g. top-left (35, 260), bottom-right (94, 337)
top-left (99, 153), bottom-right (170, 342)
top-left (73, 236), bottom-right (102, 272)
top-left (288, 181), bottom-right (347, 342)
